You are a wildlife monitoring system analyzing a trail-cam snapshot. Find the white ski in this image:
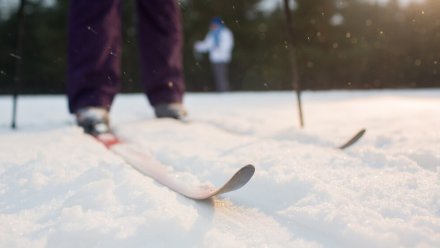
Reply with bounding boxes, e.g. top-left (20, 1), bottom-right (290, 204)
top-left (110, 143), bottom-right (255, 200)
